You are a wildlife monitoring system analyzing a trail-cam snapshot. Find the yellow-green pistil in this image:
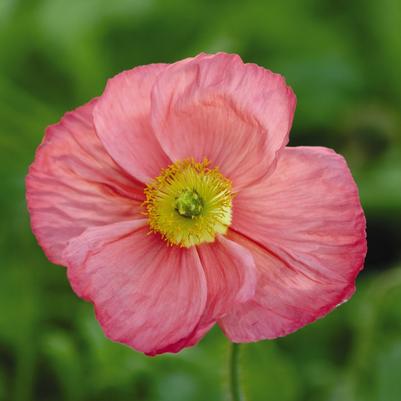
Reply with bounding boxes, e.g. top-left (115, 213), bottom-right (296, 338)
top-left (175, 189), bottom-right (204, 218)
top-left (144, 159), bottom-right (233, 247)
